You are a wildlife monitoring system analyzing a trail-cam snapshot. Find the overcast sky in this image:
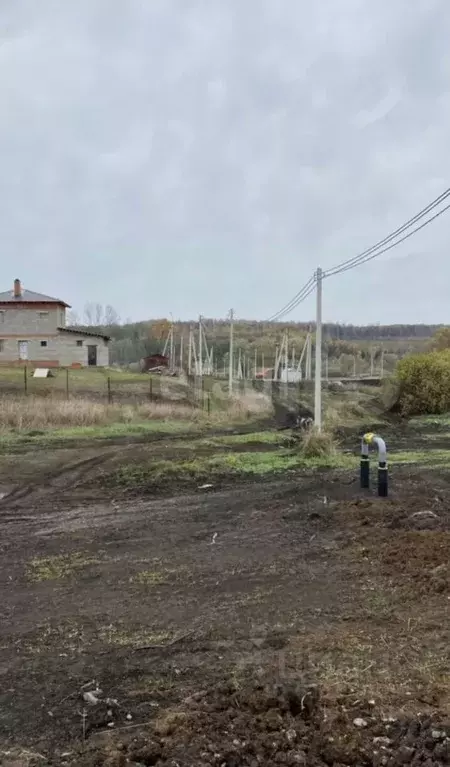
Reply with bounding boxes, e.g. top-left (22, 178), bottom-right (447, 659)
top-left (1, 0), bottom-right (450, 325)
